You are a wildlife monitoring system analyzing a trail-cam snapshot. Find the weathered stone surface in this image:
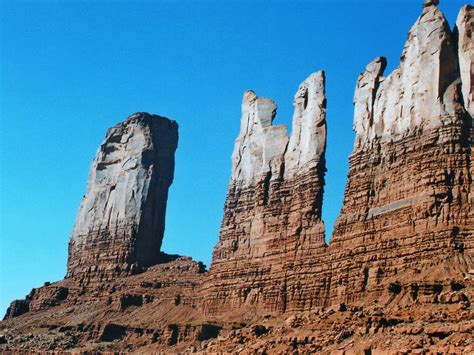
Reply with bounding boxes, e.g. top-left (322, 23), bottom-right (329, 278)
top-left (353, 57), bottom-right (387, 147)
top-left (354, 5), bottom-right (465, 149)
top-left (4, 285), bottom-right (70, 320)
top-left (28, 286), bottom-right (69, 312)
top-left (285, 71), bottom-right (327, 177)
top-left (456, 5), bottom-right (474, 117)
top-left (1, 2), bottom-right (473, 354)
top-left (328, 1), bottom-right (473, 304)
top-left (205, 71), bottom-right (327, 314)
top-left (67, 112), bottom-right (178, 284)
top-left (231, 91), bottom-right (287, 186)
top-left (3, 300), bottom-right (29, 320)
top-left (1, 256), bottom-right (472, 353)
